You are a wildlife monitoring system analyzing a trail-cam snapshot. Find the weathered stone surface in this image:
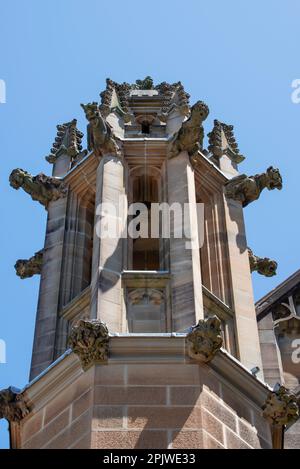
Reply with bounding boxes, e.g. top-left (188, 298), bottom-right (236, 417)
top-left (15, 249), bottom-right (43, 279)
top-left (169, 100), bottom-right (209, 158)
top-left (45, 119), bottom-right (87, 164)
top-left (9, 168), bottom-right (67, 208)
top-left (207, 119), bottom-right (245, 164)
top-left (262, 384), bottom-right (299, 426)
top-left (225, 166), bottom-right (282, 207)
top-left (0, 387), bottom-right (30, 422)
top-left (248, 248), bottom-right (277, 277)
top-left (81, 102), bottom-right (120, 155)
top-left (68, 319), bottom-right (109, 371)
top-left (133, 76), bottom-right (154, 90)
top-left (186, 316), bottom-right (223, 362)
